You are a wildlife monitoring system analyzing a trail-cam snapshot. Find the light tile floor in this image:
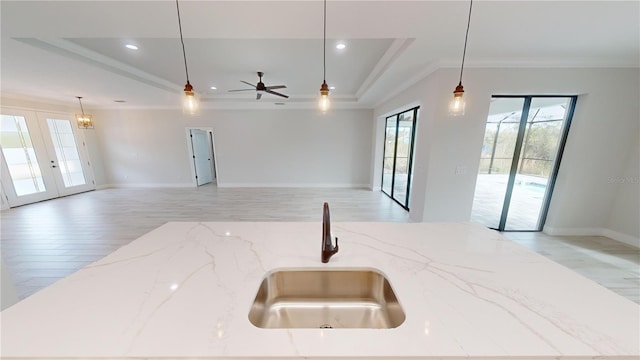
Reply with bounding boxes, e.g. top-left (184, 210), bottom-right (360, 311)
top-left (1, 186), bottom-right (638, 304)
top-left (503, 231), bottom-right (639, 303)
